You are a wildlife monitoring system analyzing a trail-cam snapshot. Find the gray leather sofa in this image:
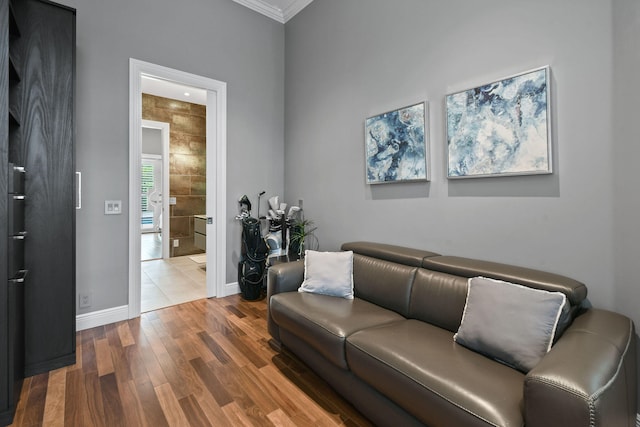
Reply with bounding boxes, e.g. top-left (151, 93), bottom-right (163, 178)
top-left (267, 242), bottom-right (637, 427)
